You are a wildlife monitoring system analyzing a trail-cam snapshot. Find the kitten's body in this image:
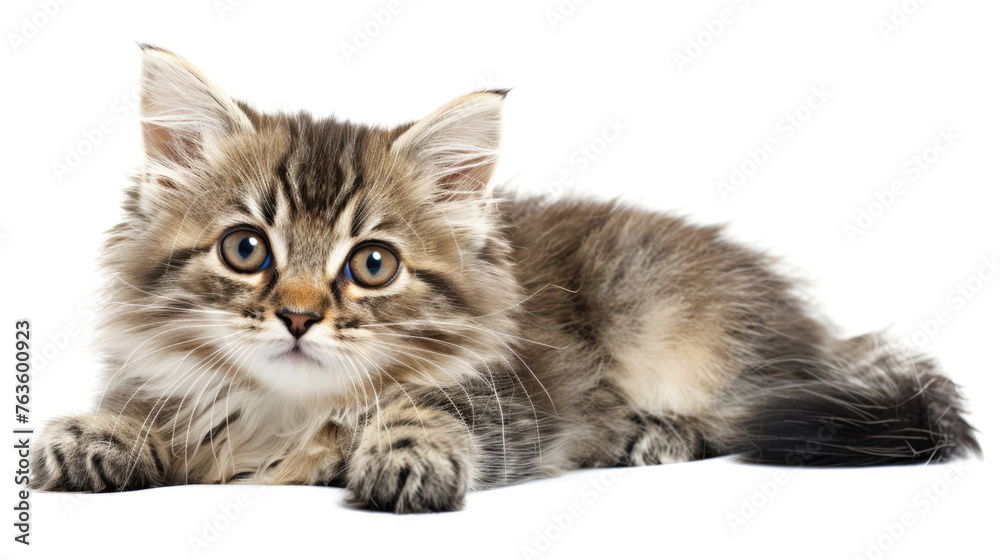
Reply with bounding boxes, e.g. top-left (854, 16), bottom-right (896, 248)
top-left (31, 47), bottom-right (979, 512)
